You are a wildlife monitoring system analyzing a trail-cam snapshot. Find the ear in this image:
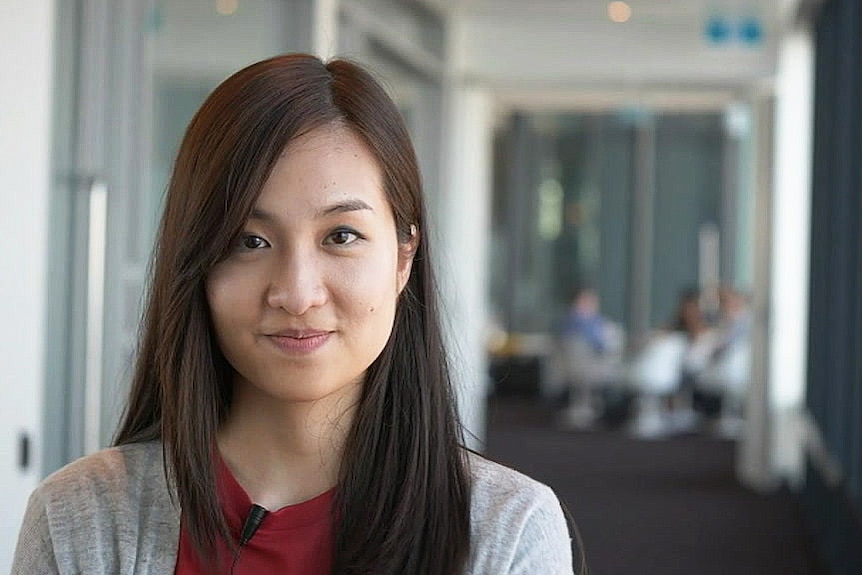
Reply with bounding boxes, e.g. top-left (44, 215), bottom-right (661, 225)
top-left (396, 224), bottom-right (419, 295)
